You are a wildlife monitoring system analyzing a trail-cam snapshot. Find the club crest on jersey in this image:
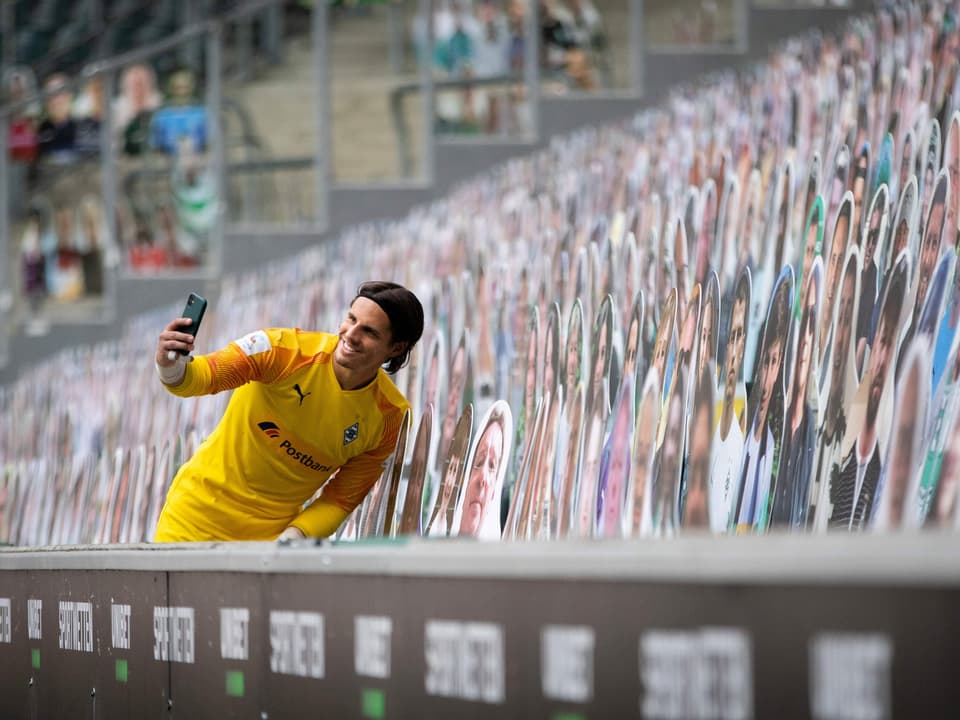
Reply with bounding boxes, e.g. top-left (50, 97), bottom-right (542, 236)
top-left (343, 422), bottom-right (359, 446)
